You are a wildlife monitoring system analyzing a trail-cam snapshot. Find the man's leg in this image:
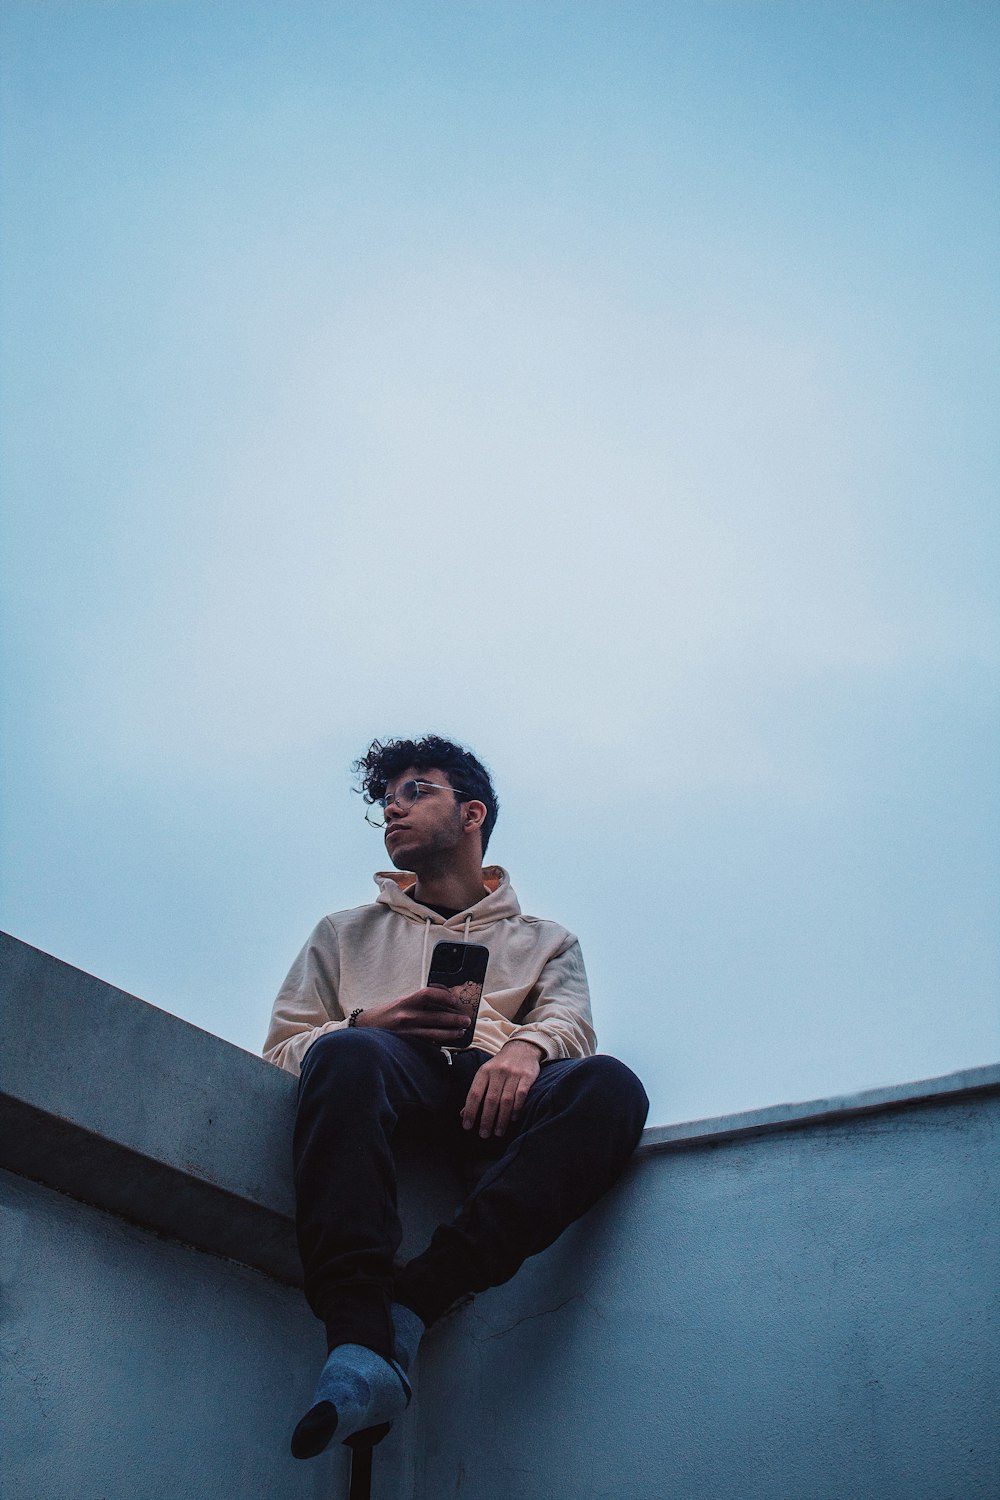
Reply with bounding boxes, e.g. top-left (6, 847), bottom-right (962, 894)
top-left (293, 1027), bottom-right (456, 1360)
top-left (394, 1053), bottom-right (649, 1326)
